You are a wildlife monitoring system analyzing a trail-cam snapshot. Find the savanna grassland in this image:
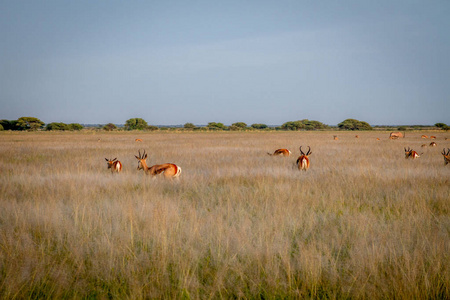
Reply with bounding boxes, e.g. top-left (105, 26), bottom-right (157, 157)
top-left (0, 130), bottom-right (449, 299)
